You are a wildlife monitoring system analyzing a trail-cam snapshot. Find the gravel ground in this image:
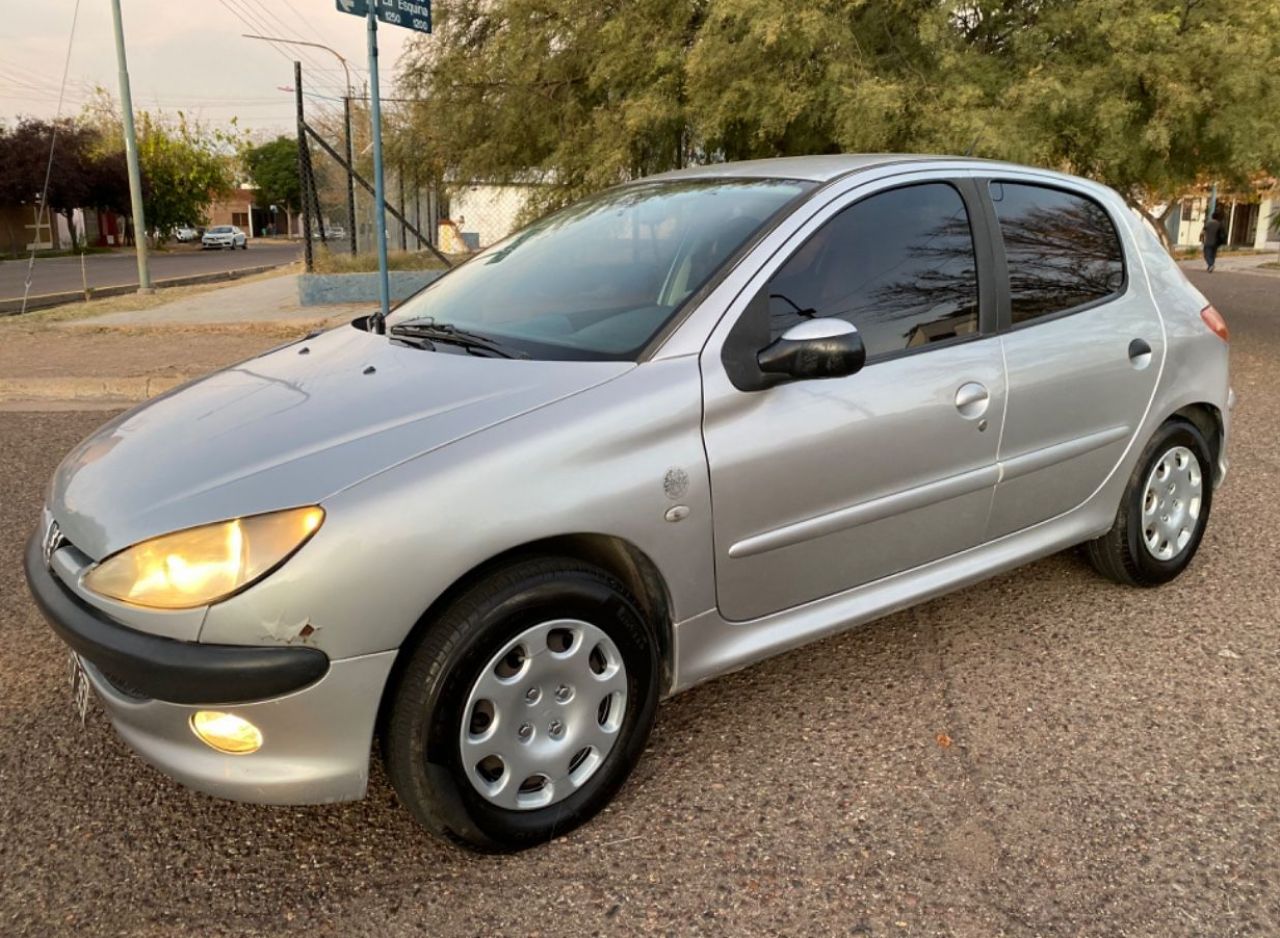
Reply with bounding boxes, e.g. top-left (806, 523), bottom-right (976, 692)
top-left (0, 270), bottom-right (1276, 937)
top-left (0, 324), bottom-right (308, 381)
